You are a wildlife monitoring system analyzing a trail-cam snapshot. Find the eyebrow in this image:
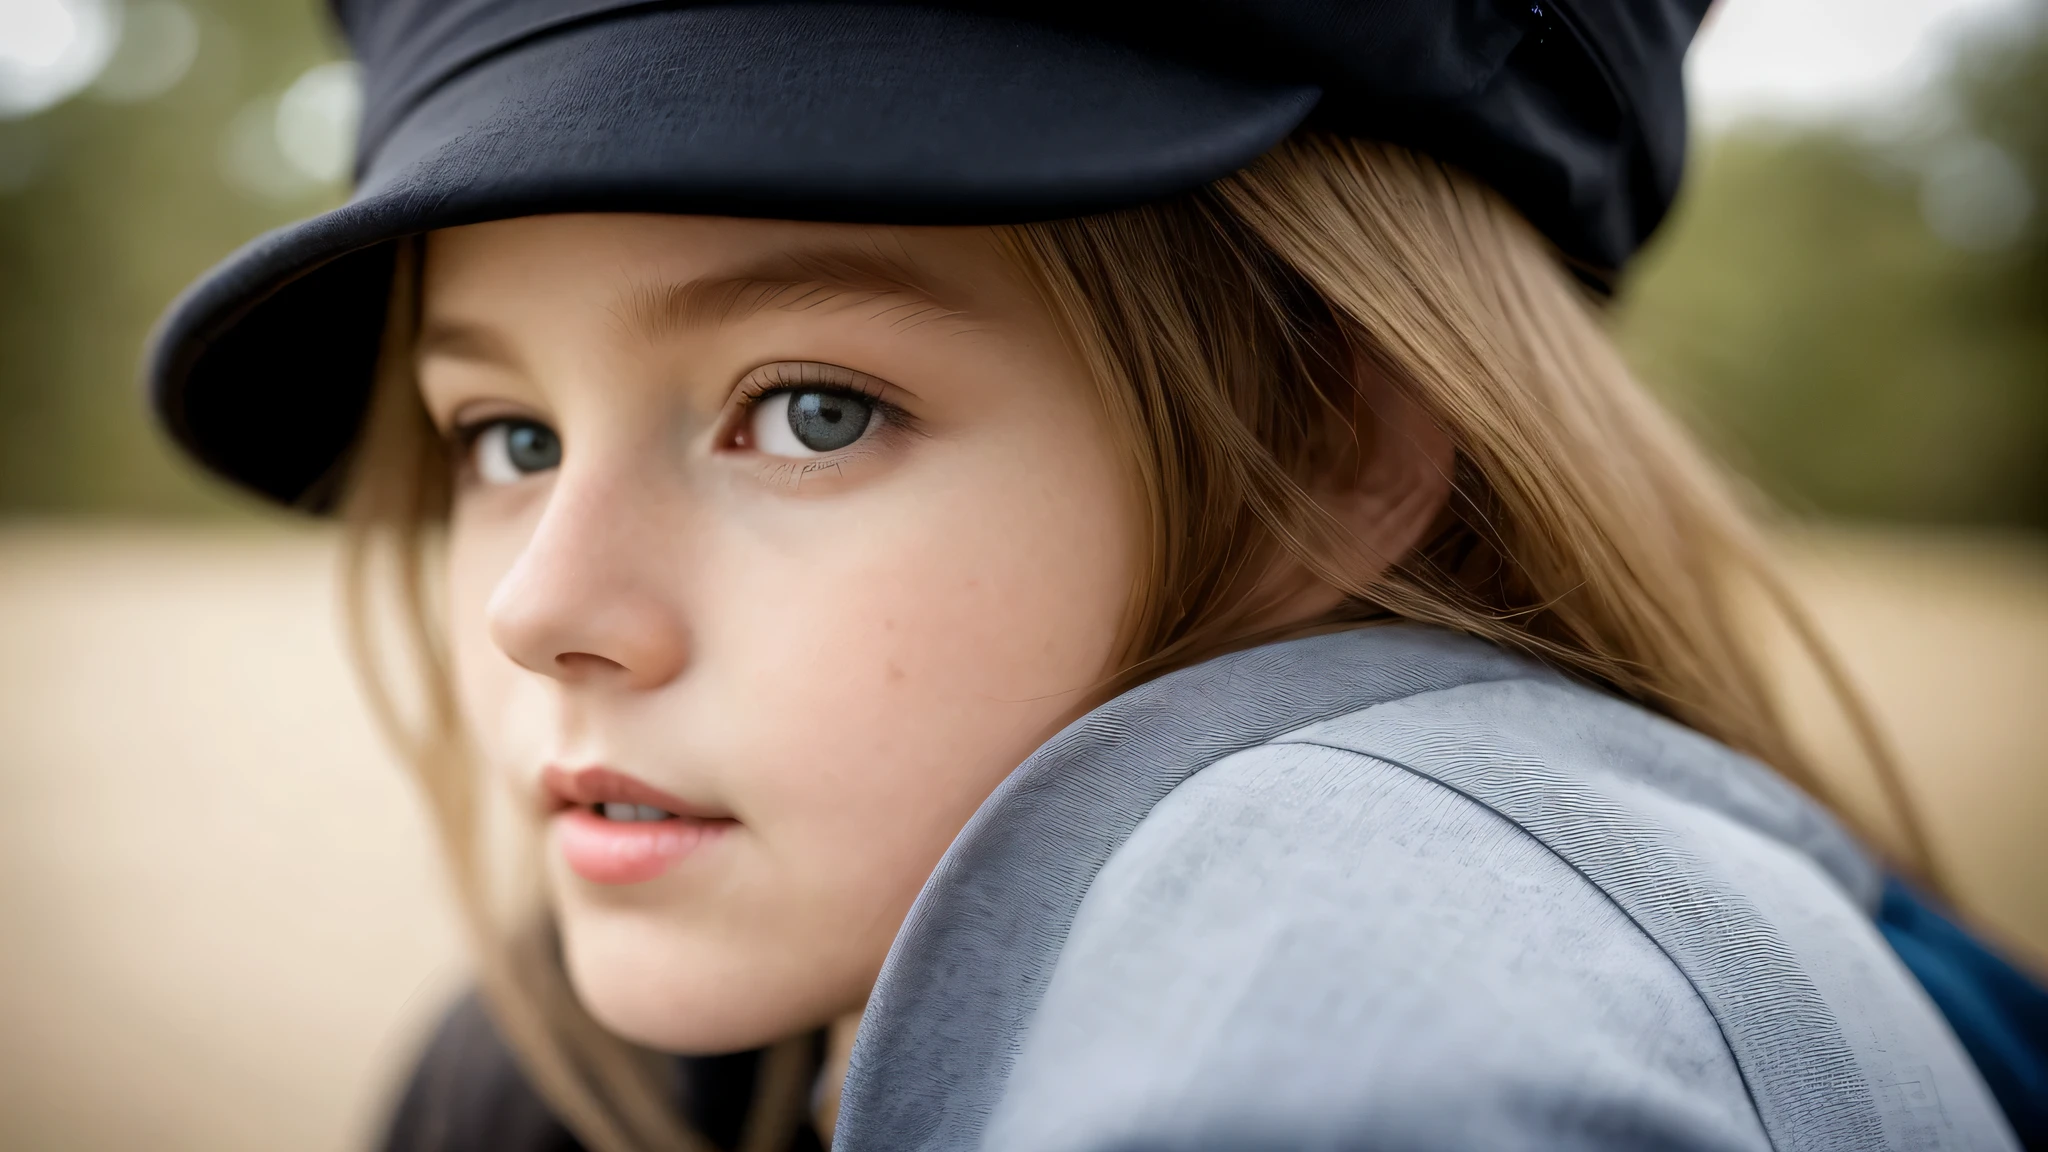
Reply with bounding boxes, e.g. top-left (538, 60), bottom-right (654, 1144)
top-left (615, 242), bottom-right (971, 339)
top-left (415, 314), bottom-right (519, 368)
top-left (414, 241), bottom-right (973, 368)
